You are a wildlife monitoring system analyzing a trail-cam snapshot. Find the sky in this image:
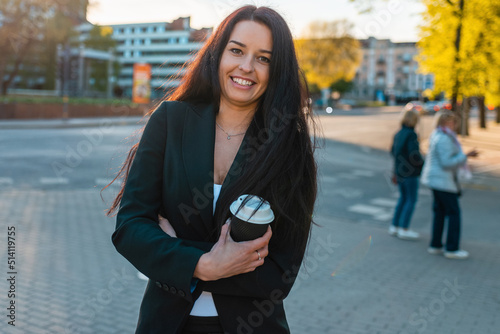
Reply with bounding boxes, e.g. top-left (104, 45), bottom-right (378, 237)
top-left (87, 0), bottom-right (426, 42)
